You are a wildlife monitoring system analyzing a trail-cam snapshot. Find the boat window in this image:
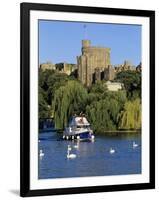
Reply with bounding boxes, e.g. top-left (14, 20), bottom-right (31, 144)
top-left (84, 125), bottom-right (89, 128)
